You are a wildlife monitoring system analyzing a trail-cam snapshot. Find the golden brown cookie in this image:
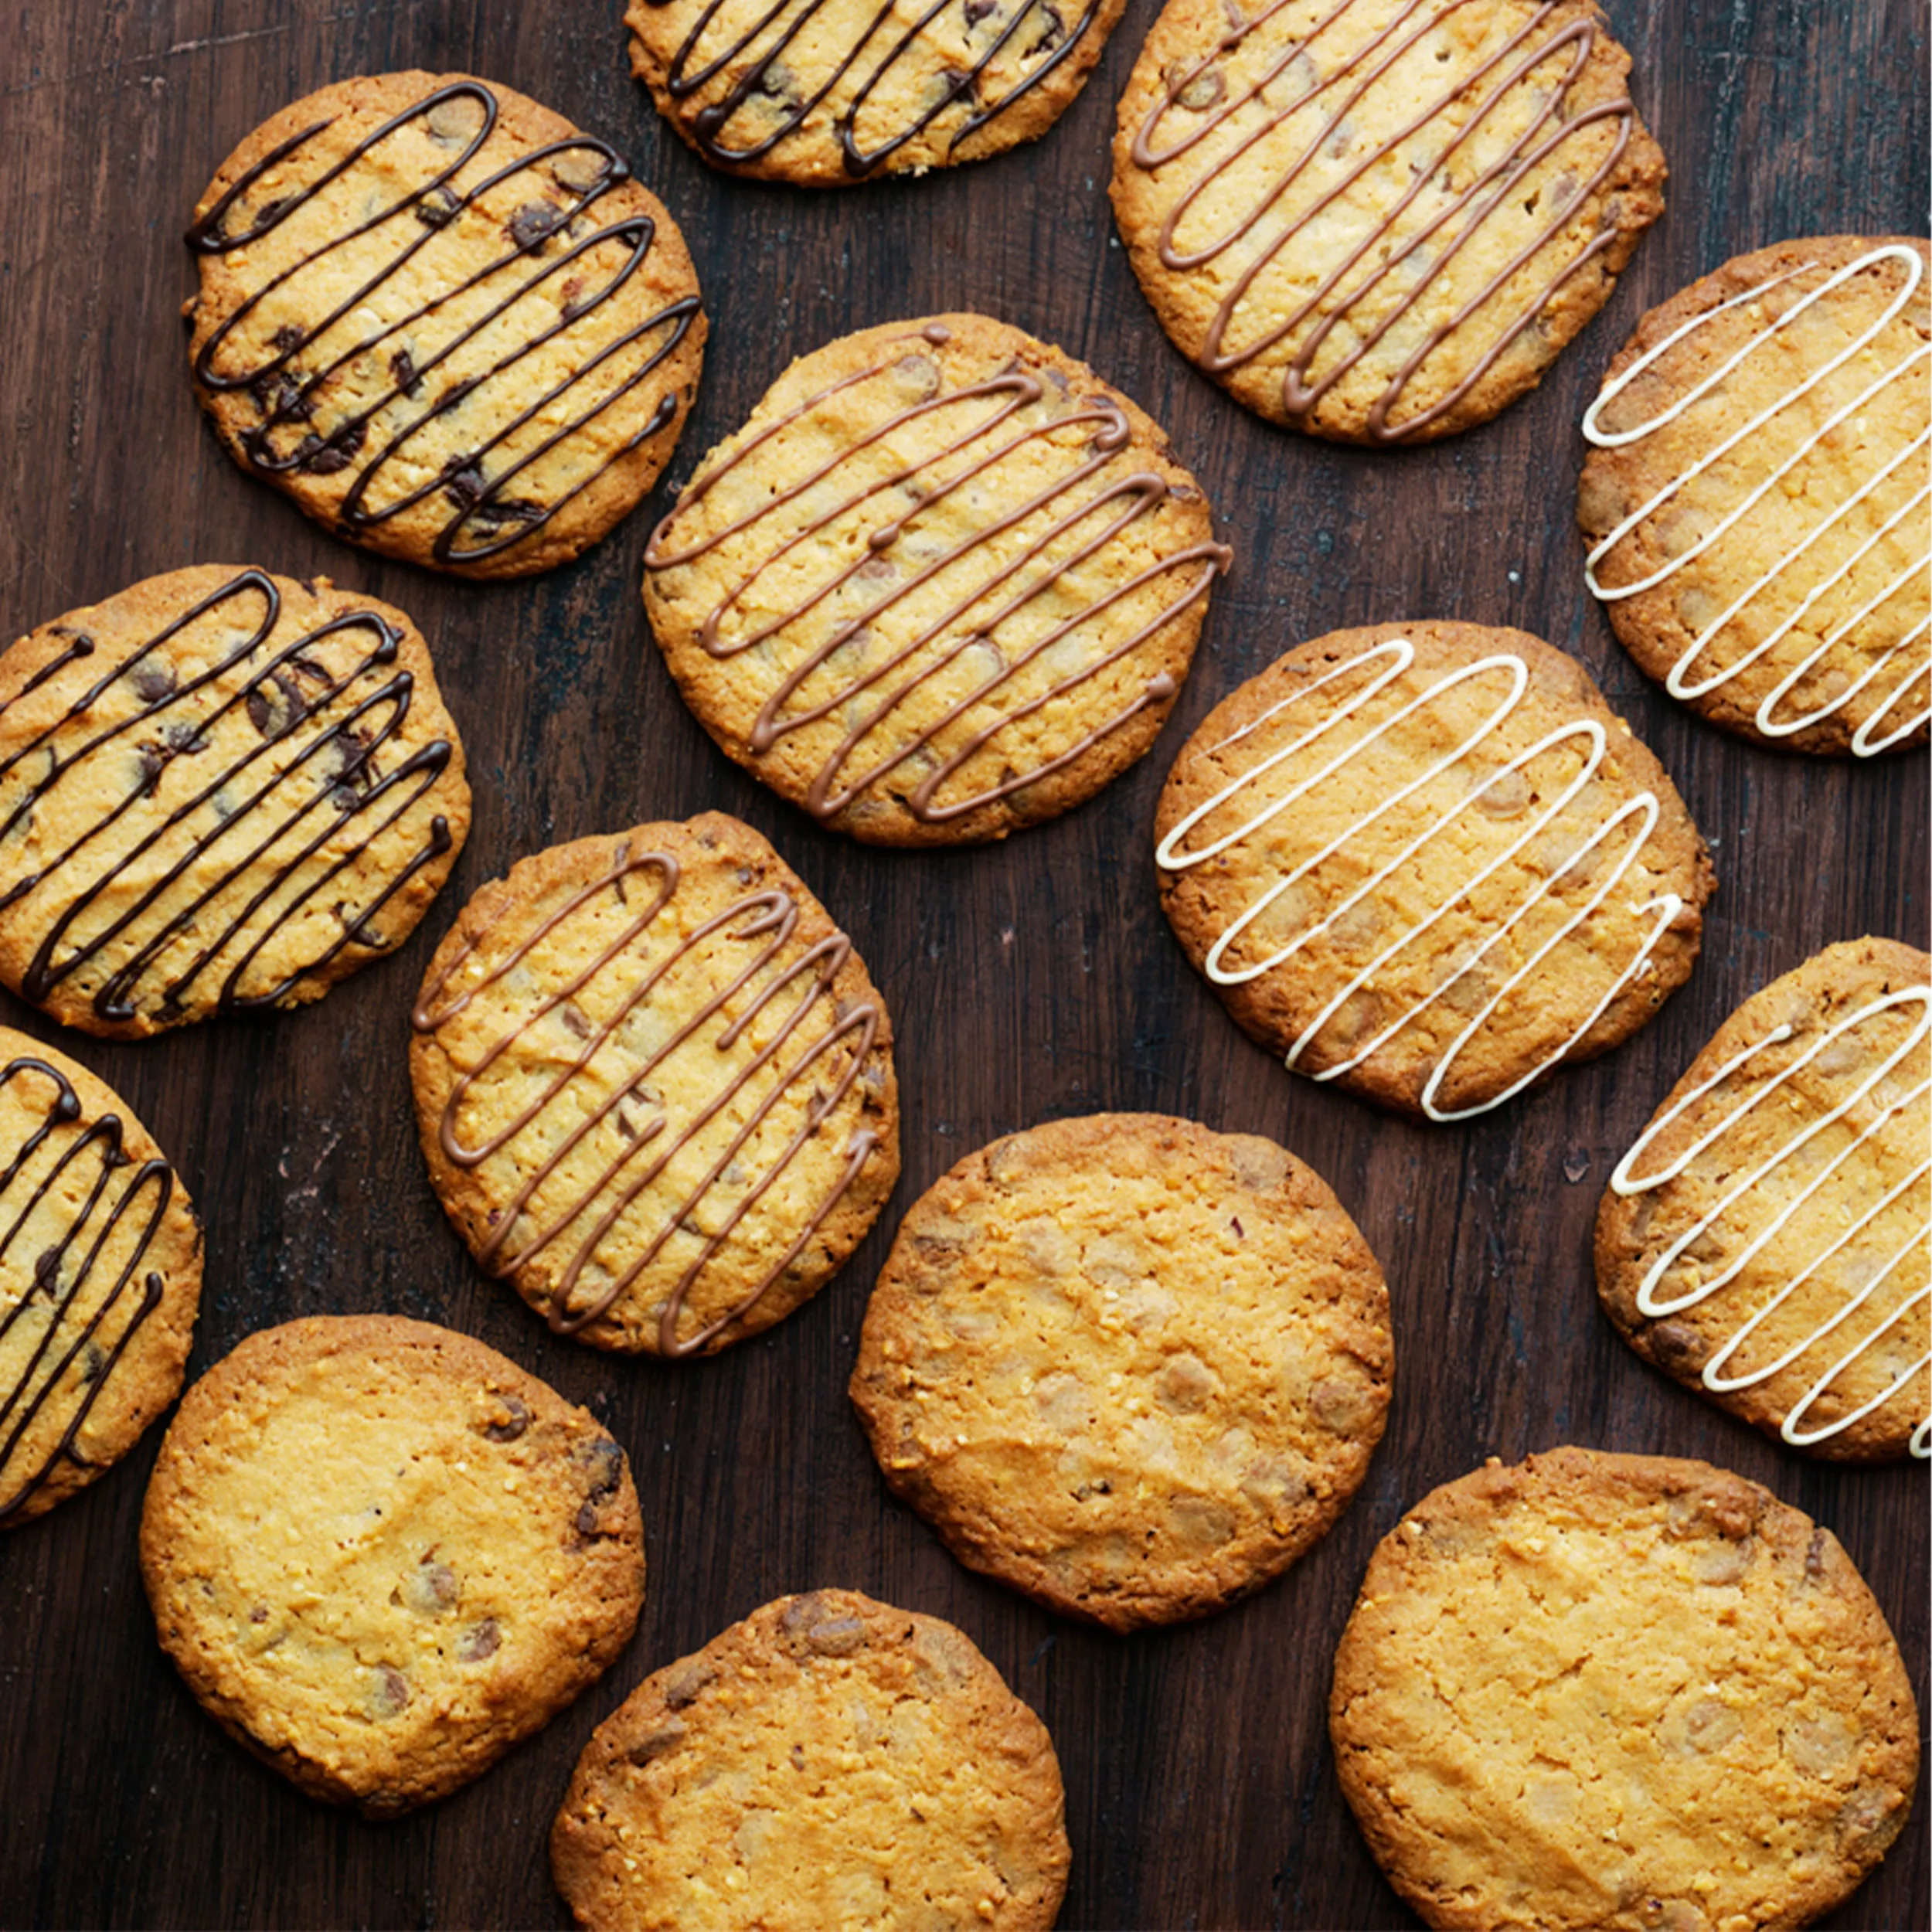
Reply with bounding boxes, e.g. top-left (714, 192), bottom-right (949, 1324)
top-left (140, 1314), bottom-right (645, 1817)
top-left (1580, 236), bottom-right (1930, 755)
top-left (1111, 0), bottom-right (1665, 440)
top-left (643, 314), bottom-right (1229, 846)
top-left (1154, 621), bottom-right (1714, 1120)
top-left (551, 1588), bottom-right (1070, 1930)
top-left (0, 566), bottom-right (469, 1039)
top-left (0, 1030), bottom-right (202, 1526)
top-left (411, 812), bottom-right (899, 1356)
top-left (186, 73), bottom-right (706, 577)
top-left (624, 0), bottom-right (1125, 186)
top-left (1330, 1447), bottom-right (1921, 1931)
top-left (850, 1114), bottom-right (1392, 1630)
top-left (1597, 937), bottom-right (1930, 1462)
